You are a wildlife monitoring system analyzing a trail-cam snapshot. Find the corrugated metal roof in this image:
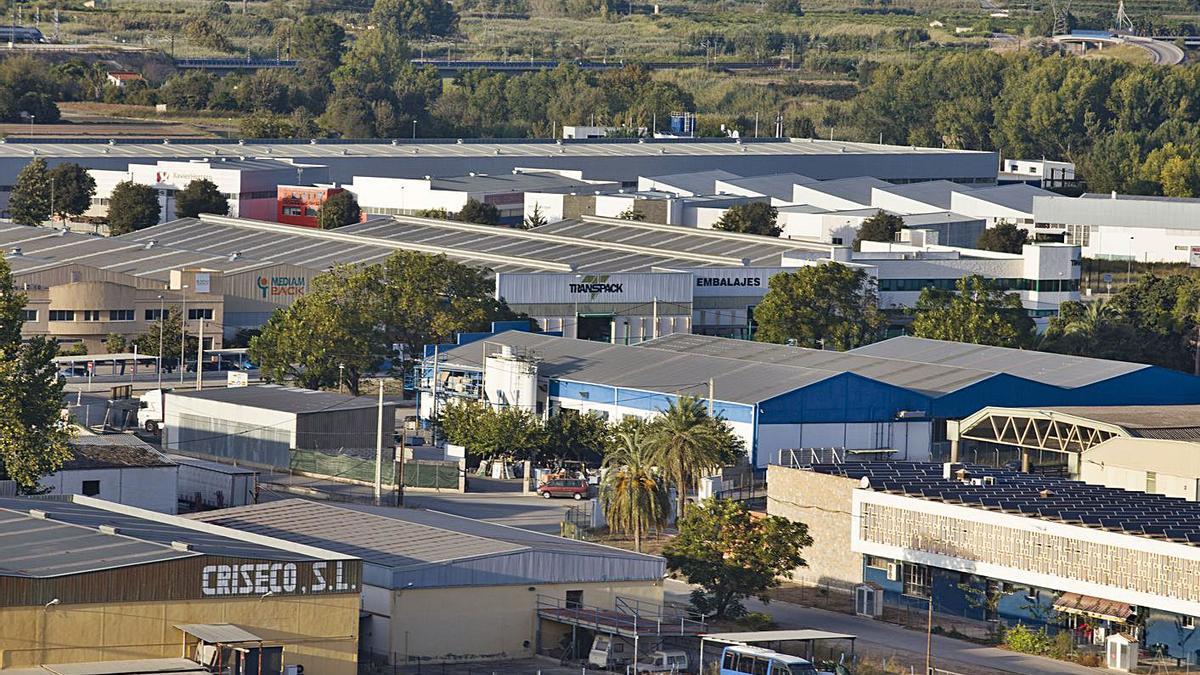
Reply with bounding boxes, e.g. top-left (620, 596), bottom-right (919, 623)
top-left (34, 658), bottom-right (211, 675)
top-left (440, 331), bottom-right (837, 404)
top-left (0, 495), bottom-right (327, 578)
top-left (793, 176), bottom-right (891, 205)
top-left (639, 333), bottom-right (995, 396)
top-left (65, 434), bottom-right (175, 470)
top-left (174, 624), bottom-right (264, 644)
top-left (848, 336), bottom-right (1146, 388)
top-left (191, 500), bottom-right (664, 588)
top-left (873, 180), bottom-right (973, 210)
top-left (715, 173), bottom-right (817, 201)
top-left (957, 183), bottom-right (1055, 212)
top-left (167, 384), bottom-right (397, 414)
top-left (641, 169), bottom-right (741, 196)
top-left (1038, 405), bottom-right (1200, 440)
